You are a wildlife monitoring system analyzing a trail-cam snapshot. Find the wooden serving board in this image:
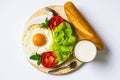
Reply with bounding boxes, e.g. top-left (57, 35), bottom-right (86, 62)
top-left (26, 6), bottom-right (84, 75)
